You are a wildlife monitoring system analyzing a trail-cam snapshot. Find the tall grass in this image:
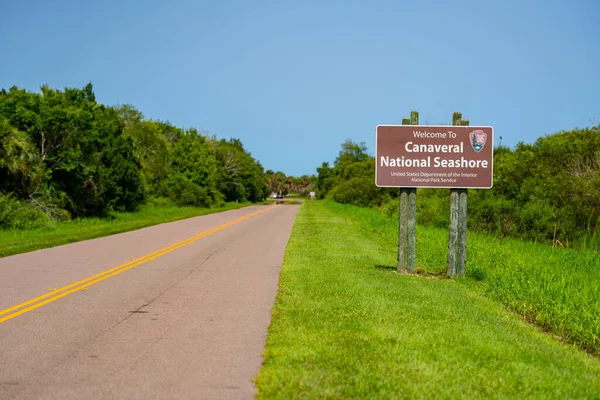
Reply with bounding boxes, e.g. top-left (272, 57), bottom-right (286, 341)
top-left (324, 201), bottom-right (600, 356)
top-left (573, 215), bottom-right (600, 253)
